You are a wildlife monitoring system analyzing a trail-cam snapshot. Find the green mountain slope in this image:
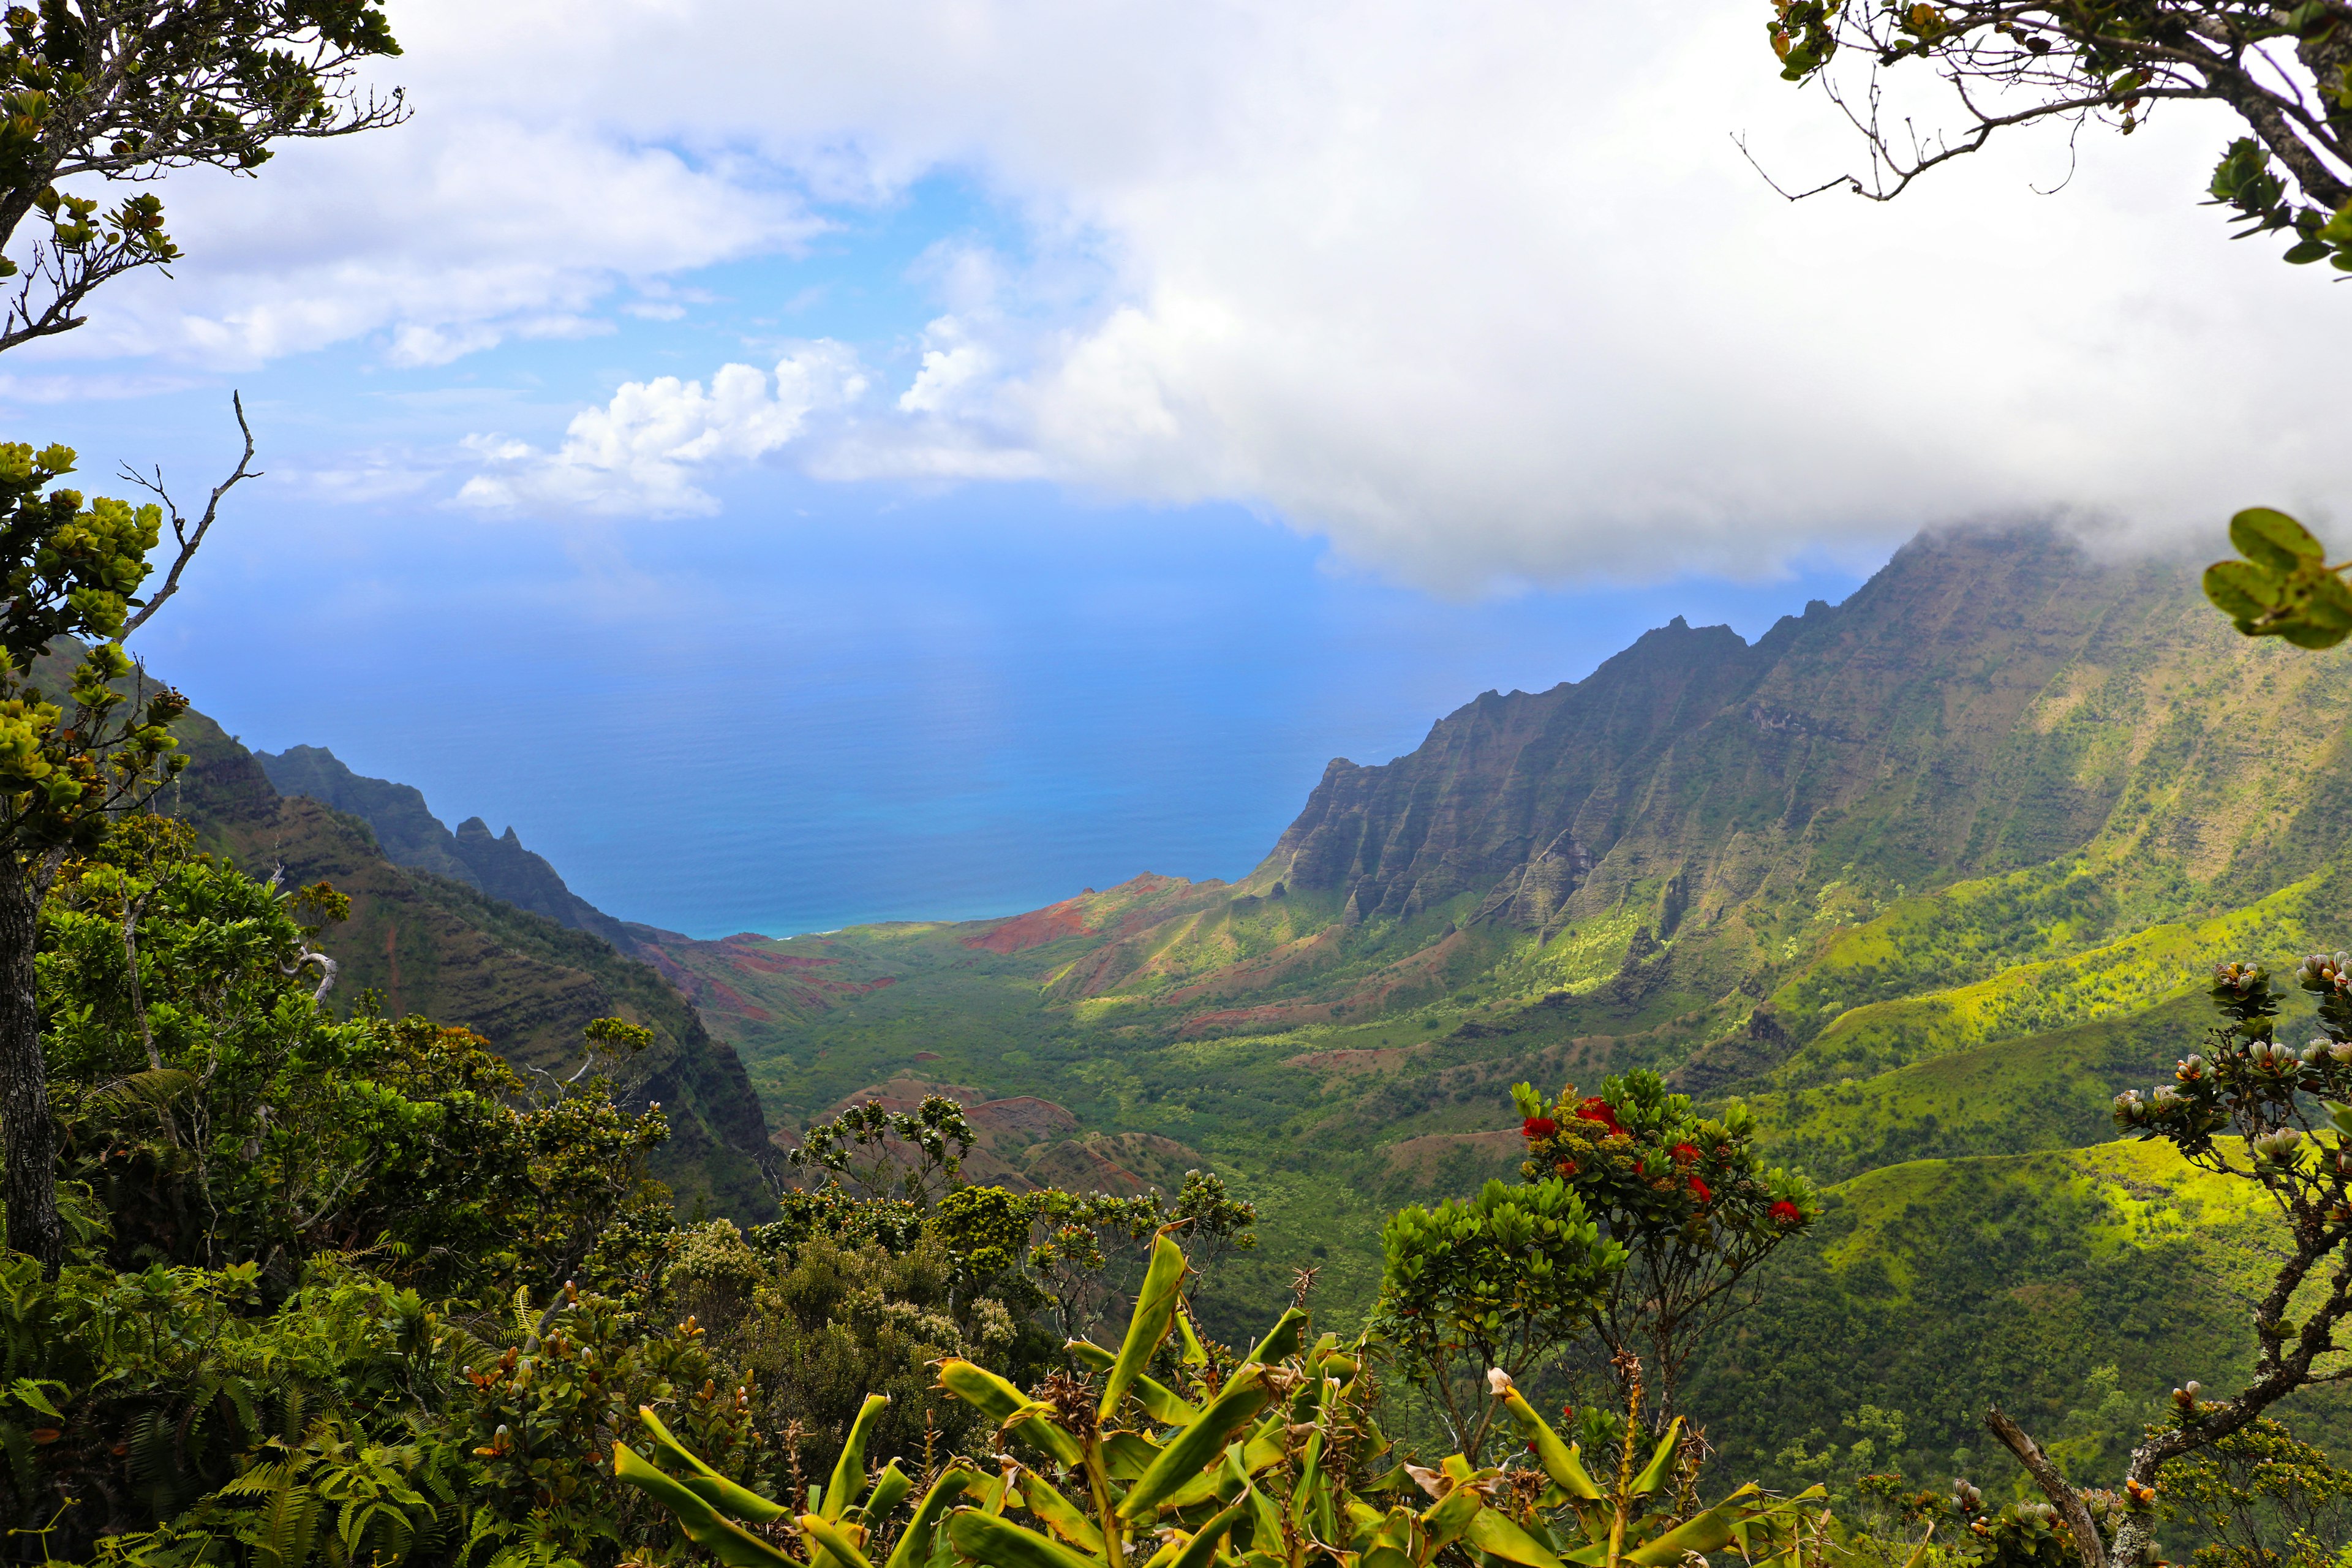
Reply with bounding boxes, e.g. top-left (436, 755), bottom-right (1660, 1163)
top-left (1691, 1138), bottom-right (2352, 1488)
